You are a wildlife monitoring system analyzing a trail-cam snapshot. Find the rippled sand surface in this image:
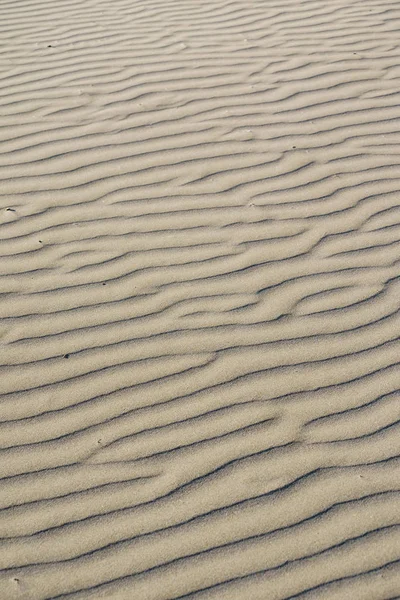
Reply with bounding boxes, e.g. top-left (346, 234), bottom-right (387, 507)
top-left (0, 0), bottom-right (400, 598)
